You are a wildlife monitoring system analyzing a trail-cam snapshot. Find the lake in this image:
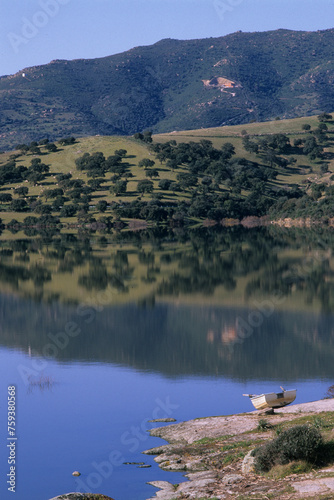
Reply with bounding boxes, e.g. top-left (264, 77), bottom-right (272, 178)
top-left (1, 225), bottom-right (334, 500)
